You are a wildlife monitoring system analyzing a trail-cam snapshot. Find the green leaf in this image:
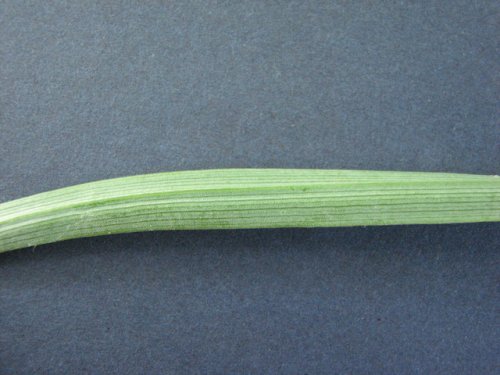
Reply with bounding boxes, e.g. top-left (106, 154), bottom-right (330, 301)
top-left (1, 169), bottom-right (499, 254)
